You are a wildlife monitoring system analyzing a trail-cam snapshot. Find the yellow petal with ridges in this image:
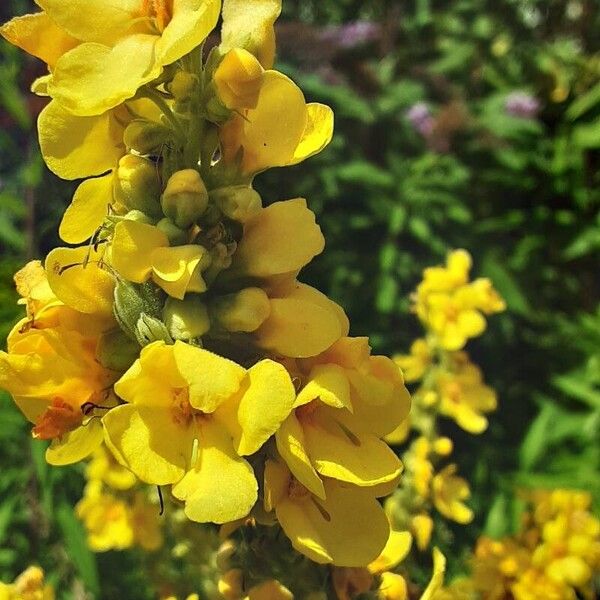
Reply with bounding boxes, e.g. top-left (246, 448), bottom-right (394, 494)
top-left (45, 246), bottom-right (114, 317)
top-left (275, 413), bottom-right (325, 499)
top-left (291, 103), bottom-right (334, 165)
top-left (256, 294), bottom-right (343, 359)
top-left (59, 173), bottom-right (113, 244)
top-left (151, 245), bottom-right (209, 299)
top-left (276, 479), bottom-right (389, 566)
top-left (46, 419), bottom-right (104, 465)
top-left (228, 359), bottom-right (295, 456)
top-left (295, 364), bottom-right (353, 411)
top-left (171, 418), bottom-right (257, 523)
top-left (35, 0), bottom-right (140, 44)
top-left (102, 404), bottom-right (190, 486)
top-left (39, 100), bottom-right (123, 179)
top-left (112, 221), bottom-right (168, 283)
top-left (304, 407), bottom-right (403, 487)
top-left (49, 36), bottom-right (159, 116)
top-left (156, 0), bottom-right (221, 66)
top-left (173, 341), bottom-right (245, 414)
top-left (0, 12), bottom-right (78, 68)
top-left (234, 198), bottom-right (324, 279)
